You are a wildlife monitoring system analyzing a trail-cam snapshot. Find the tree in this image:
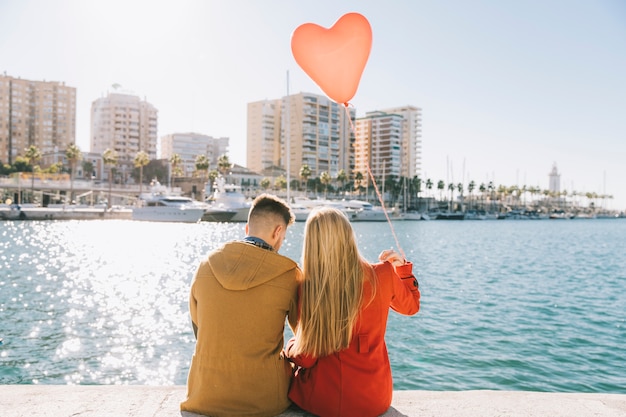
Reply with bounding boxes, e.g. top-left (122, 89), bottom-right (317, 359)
top-left (320, 171), bottom-right (331, 199)
top-left (426, 178), bottom-right (433, 199)
top-left (82, 160), bottom-right (94, 180)
top-left (274, 175), bottom-right (287, 192)
top-left (468, 180), bottom-right (476, 210)
top-left (299, 164), bottom-right (311, 196)
top-left (354, 171), bottom-right (365, 198)
top-left (336, 169), bottom-right (347, 195)
top-left (65, 144), bottom-right (82, 204)
top-left (448, 183), bottom-right (456, 210)
top-left (479, 183), bottom-right (487, 211)
top-left (261, 177), bottom-right (271, 191)
top-left (207, 170), bottom-right (219, 193)
top-left (217, 154), bottom-right (232, 177)
top-left (169, 153), bottom-right (183, 185)
top-left (437, 180), bottom-right (445, 202)
top-left (133, 150), bottom-right (150, 197)
top-left (24, 145), bottom-right (42, 202)
top-left (102, 148), bottom-right (118, 209)
top-left (411, 176), bottom-right (422, 209)
top-left (290, 178), bottom-right (300, 192)
top-left (195, 154), bottom-right (210, 200)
